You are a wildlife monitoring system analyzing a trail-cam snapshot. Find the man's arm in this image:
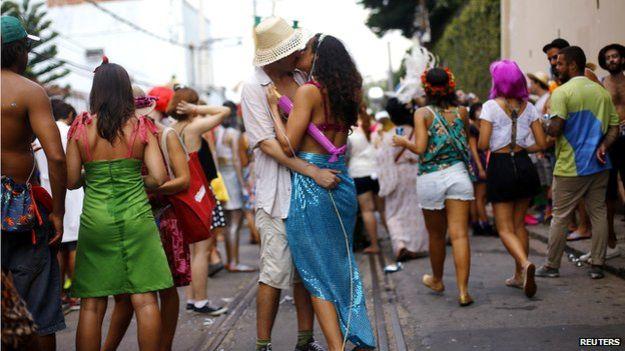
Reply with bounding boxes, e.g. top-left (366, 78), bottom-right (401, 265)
top-left (259, 139), bottom-right (339, 189)
top-left (28, 84), bottom-right (66, 244)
